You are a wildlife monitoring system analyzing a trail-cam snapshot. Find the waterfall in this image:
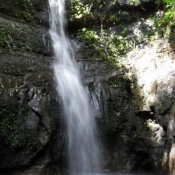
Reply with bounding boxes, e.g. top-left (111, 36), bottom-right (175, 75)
top-left (48, 0), bottom-right (101, 174)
